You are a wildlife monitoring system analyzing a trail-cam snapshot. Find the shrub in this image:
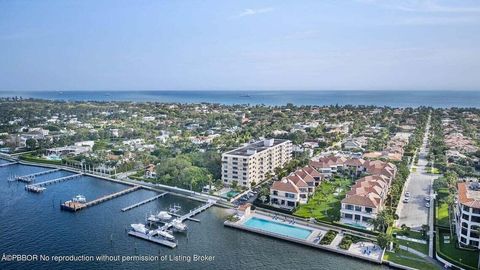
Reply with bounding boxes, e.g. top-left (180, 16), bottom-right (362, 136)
top-left (320, 230), bottom-right (338, 245)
